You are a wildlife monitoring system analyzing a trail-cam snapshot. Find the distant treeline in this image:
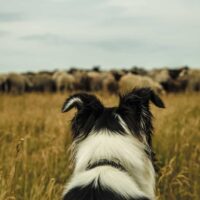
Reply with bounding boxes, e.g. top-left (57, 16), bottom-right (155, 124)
top-left (0, 66), bottom-right (199, 94)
